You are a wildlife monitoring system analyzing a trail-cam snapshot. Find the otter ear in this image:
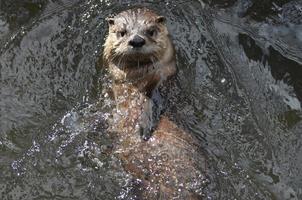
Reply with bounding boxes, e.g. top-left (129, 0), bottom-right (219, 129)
top-left (106, 17), bottom-right (115, 26)
top-left (155, 16), bottom-right (166, 24)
